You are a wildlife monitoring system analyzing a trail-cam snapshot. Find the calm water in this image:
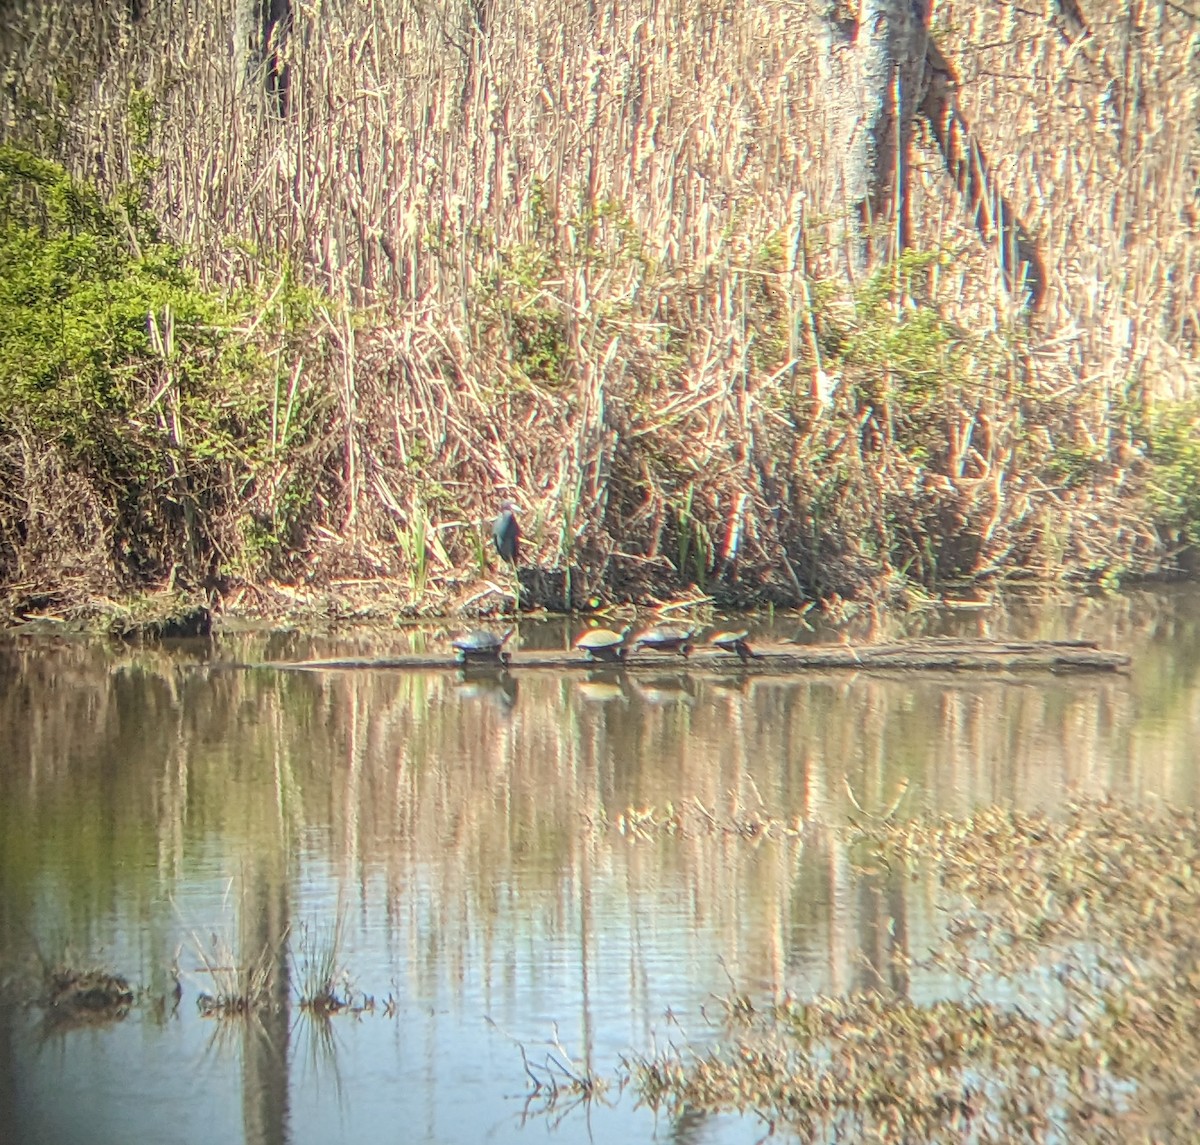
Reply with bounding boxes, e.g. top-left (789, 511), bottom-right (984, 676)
top-left (2, 589), bottom-right (1199, 1145)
